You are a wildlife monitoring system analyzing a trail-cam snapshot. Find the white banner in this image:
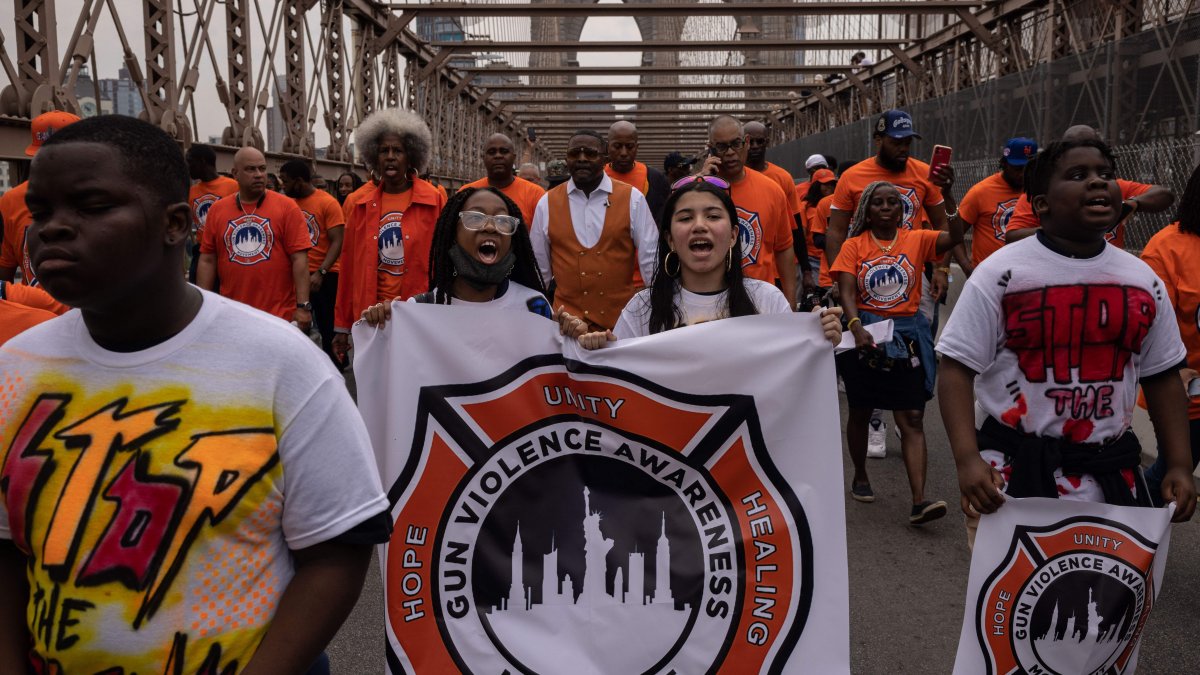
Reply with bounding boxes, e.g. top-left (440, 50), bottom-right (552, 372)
top-left (953, 497), bottom-right (1175, 675)
top-left (353, 303), bottom-right (850, 674)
